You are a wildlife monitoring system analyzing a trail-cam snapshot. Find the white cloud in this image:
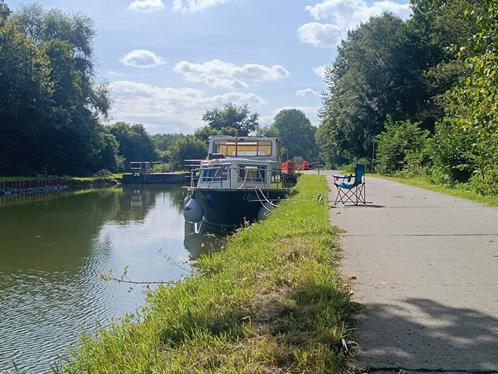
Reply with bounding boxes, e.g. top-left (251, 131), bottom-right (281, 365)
top-left (121, 50), bottom-right (166, 68)
top-left (306, 0), bottom-right (411, 23)
top-left (296, 88), bottom-right (318, 97)
top-left (299, 0), bottom-right (411, 48)
top-left (173, 0), bottom-right (228, 13)
top-left (313, 65), bottom-right (327, 79)
top-left (127, 0), bottom-right (164, 12)
top-left (298, 22), bottom-right (342, 48)
top-left (174, 59), bottom-right (290, 89)
top-left (108, 80), bottom-right (265, 133)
